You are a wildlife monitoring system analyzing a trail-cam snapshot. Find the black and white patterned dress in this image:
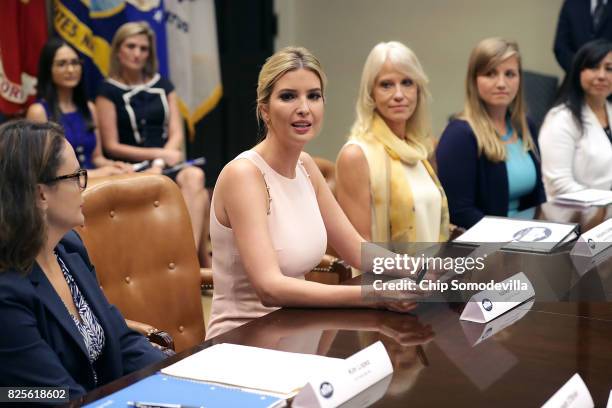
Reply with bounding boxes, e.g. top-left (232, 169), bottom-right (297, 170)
top-left (56, 253), bottom-right (106, 385)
